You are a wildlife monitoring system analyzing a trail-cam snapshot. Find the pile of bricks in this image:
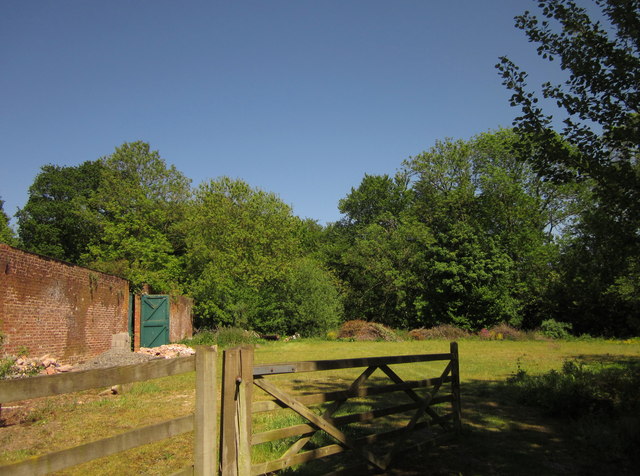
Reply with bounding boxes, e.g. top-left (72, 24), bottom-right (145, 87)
top-left (137, 344), bottom-right (195, 359)
top-left (8, 356), bottom-right (73, 377)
